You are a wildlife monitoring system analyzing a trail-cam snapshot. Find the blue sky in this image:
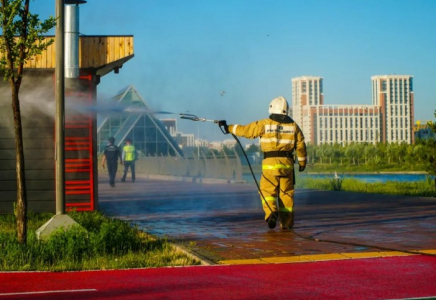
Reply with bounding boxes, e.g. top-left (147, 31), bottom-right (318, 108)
top-left (32, 0), bottom-right (436, 140)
